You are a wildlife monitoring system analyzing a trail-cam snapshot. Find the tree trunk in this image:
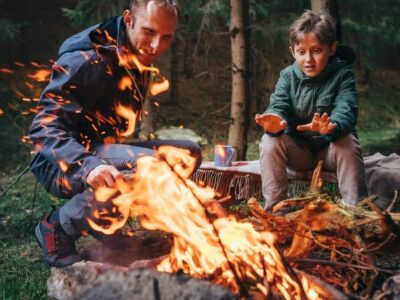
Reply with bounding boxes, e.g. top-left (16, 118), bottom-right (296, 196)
top-left (228, 0), bottom-right (250, 160)
top-left (311, 0), bottom-right (342, 43)
top-left (139, 98), bottom-right (155, 140)
top-left (169, 38), bottom-right (179, 104)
